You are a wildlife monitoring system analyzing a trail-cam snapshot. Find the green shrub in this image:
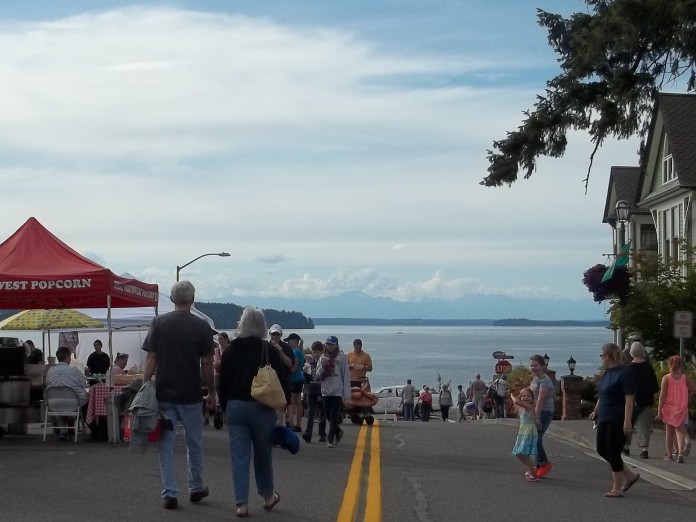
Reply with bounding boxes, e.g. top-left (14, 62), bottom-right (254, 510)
top-left (505, 365), bottom-right (532, 418)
